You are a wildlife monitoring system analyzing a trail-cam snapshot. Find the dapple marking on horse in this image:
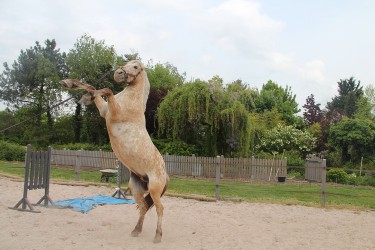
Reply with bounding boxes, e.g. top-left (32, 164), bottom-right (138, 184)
top-left (60, 60), bottom-right (169, 243)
